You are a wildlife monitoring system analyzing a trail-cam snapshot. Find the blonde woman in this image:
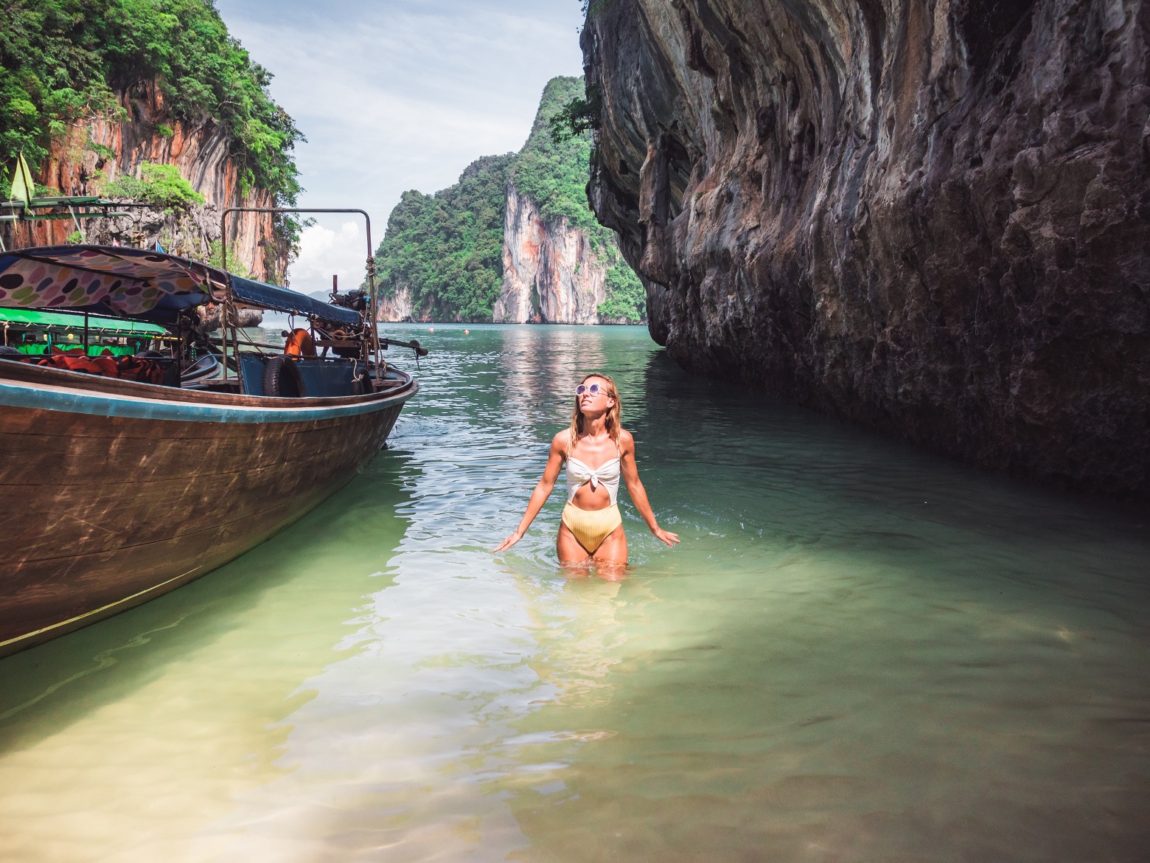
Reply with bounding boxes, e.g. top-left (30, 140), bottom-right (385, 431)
top-left (494, 372), bottom-right (680, 567)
